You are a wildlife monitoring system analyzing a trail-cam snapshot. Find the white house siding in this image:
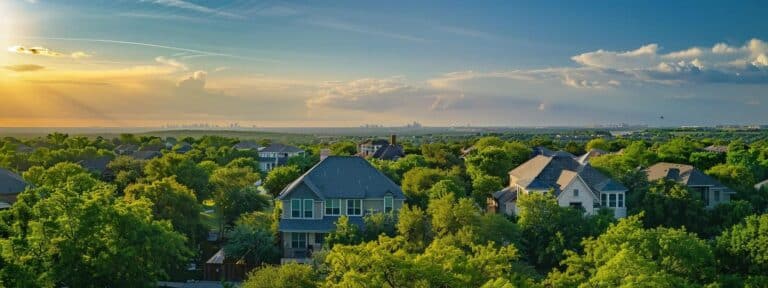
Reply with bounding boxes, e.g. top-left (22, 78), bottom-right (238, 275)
top-left (557, 177), bottom-right (597, 215)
